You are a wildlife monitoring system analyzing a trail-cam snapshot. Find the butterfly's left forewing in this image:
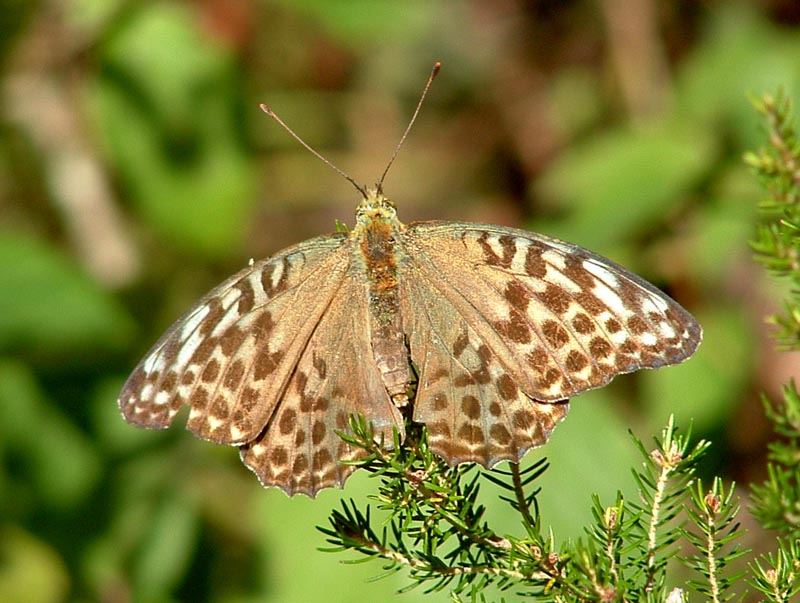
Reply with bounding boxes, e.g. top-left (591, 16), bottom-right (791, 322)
top-left (119, 235), bottom-right (351, 446)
